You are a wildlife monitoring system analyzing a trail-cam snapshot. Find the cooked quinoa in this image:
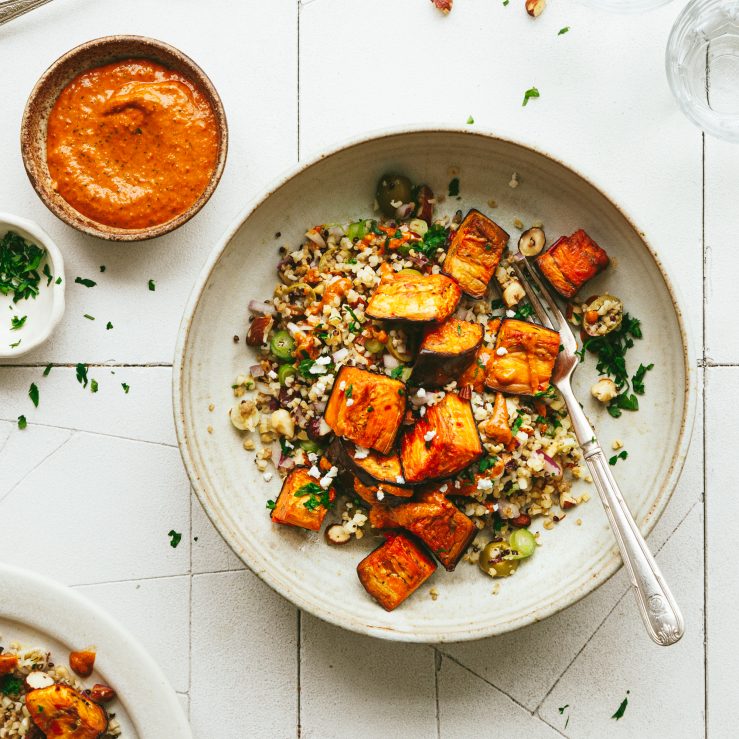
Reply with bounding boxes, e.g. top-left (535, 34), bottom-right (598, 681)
top-left (231, 198), bottom-right (590, 586)
top-left (0, 638), bottom-right (121, 738)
